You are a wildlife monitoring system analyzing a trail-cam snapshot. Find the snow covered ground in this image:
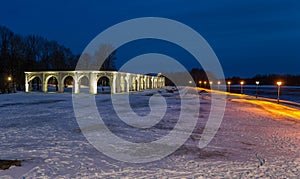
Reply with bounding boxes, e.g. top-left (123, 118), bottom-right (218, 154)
top-left (0, 88), bottom-right (300, 178)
